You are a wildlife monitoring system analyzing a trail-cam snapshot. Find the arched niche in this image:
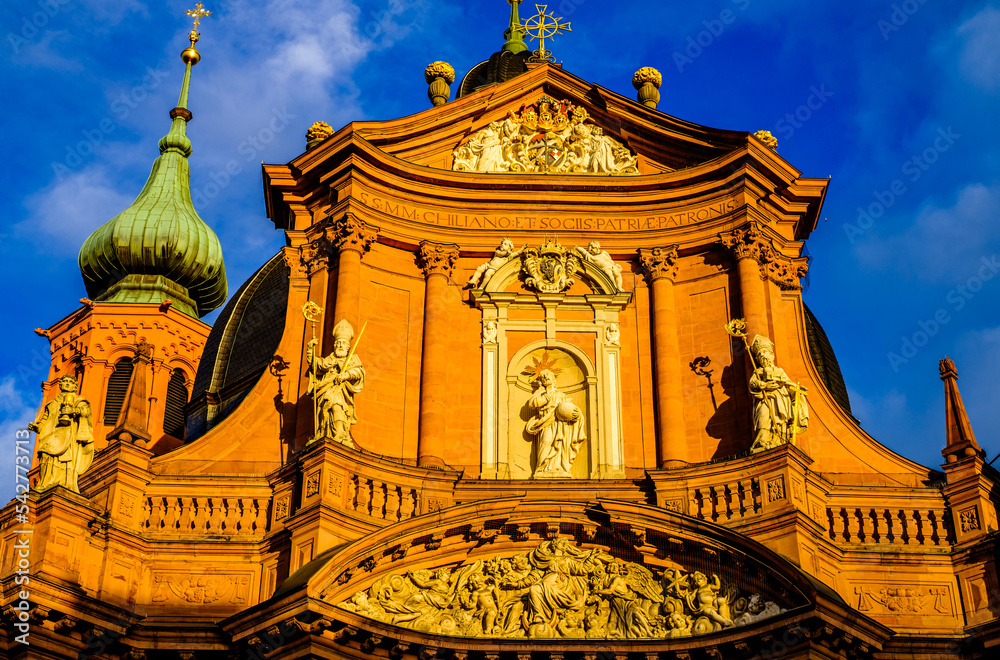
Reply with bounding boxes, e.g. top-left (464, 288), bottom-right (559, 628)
top-left (473, 241), bottom-right (631, 480)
